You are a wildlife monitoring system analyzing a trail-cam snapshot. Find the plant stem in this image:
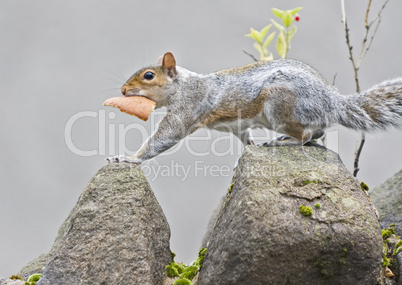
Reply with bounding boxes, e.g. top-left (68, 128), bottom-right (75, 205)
top-left (342, 0), bottom-right (390, 177)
